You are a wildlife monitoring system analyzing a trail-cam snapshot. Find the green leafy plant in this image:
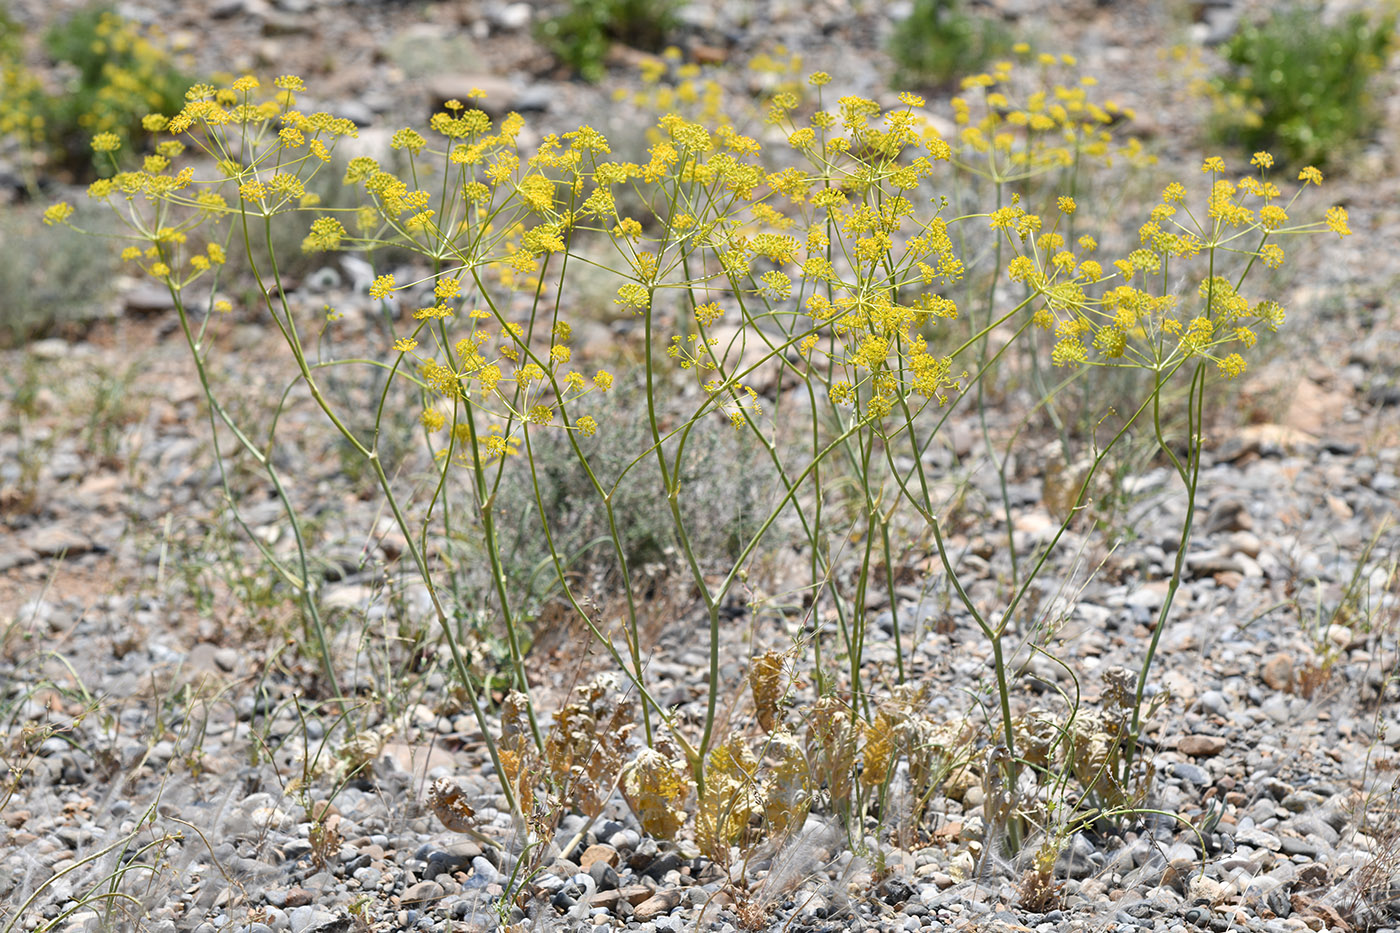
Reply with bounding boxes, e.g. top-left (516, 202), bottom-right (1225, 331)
top-left (0, 3), bottom-right (192, 183)
top-left (536, 0), bottom-right (681, 82)
top-left (1207, 1), bottom-right (1397, 167)
top-left (0, 188), bottom-right (125, 347)
top-left (888, 0), bottom-right (1014, 90)
top-left (47, 57), bottom-right (1350, 877)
